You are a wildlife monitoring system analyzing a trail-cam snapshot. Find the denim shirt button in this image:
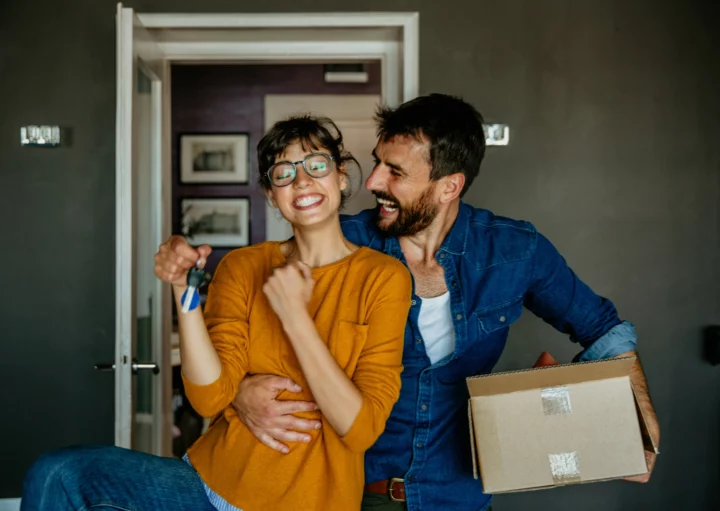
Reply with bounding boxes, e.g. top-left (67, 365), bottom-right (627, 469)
top-left (411, 299), bottom-right (417, 306)
top-left (416, 442), bottom-right (424, 448)
top-left (439, 253), bottom-right (445, 259)
top-left (499, 315), bottom-right (506, 322)
top-left (456, 313), bottom-right (463, 320)
top-left (421, 404), bottom-right (427, 410)
top-left (416, 338), bottom-right (423, 344)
